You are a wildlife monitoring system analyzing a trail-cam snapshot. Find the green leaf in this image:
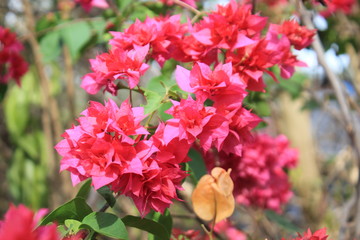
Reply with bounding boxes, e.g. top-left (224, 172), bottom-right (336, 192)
top-left (254, 101), bottom-right (271, 117)
top-left (187, 148), bottom-right (207, 181)
top-left (278, 73), bottom-right (306, 99)
top-left (40, 197), bottom-right (93, 226)
top-left (57, 225), bottom-right (69, 238)
top-left (265, 210), bottom-right (301, 233)
top-left (65, 219), bottom-right (82, 234)
top-left (157, 102), bottom-right (172, 121)
top-left (117, 0), bottom-right (132, 12)
top-left (80, 212), bottom-right (128, 240)
top-left (76, 179), bottom-right (92, 200)
top-left (4, 80), bottom-right (30, 137)
top-left (97, 186), bottom-right (116, 207)
top-left (122, 215), bottom-right (169, 240)
top-left (61, 21), bottom-right (92, 60)
top-left (148, 209), bottom-right (172, 240)
top-left (89, 19), bottom-right (107, 37)
top-left (129, 5), bottom-right (156, 21)
top-left (141, 89), bottom-right (163, 114)
top-left (40, 31), bottom-right (61, 62)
